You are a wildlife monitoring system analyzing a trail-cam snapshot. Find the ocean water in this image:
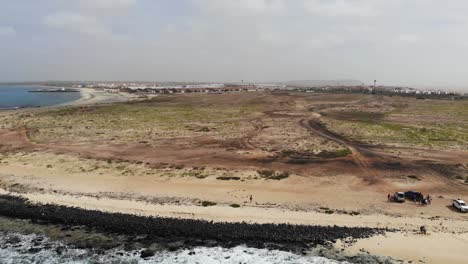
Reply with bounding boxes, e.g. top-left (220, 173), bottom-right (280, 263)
top-left (0, 86), bottom-right (81, 109)
top-left (0, 233), bottom-right (345, 264)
